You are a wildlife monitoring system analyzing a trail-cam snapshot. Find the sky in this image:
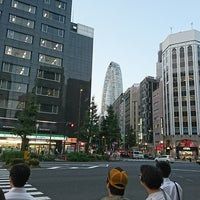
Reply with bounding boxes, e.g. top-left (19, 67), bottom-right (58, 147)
top-left (72, 0), bottom-right (200, 112)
